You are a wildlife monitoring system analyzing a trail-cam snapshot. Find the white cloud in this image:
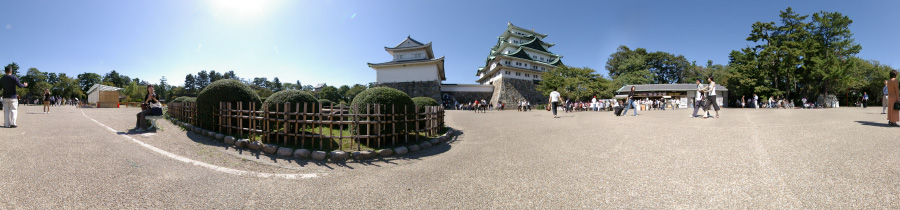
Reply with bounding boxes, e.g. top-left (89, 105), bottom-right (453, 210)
top-left (5, 24), bottom-right (11, 30)
top-left (196, 43), bottom-right (203, 53)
